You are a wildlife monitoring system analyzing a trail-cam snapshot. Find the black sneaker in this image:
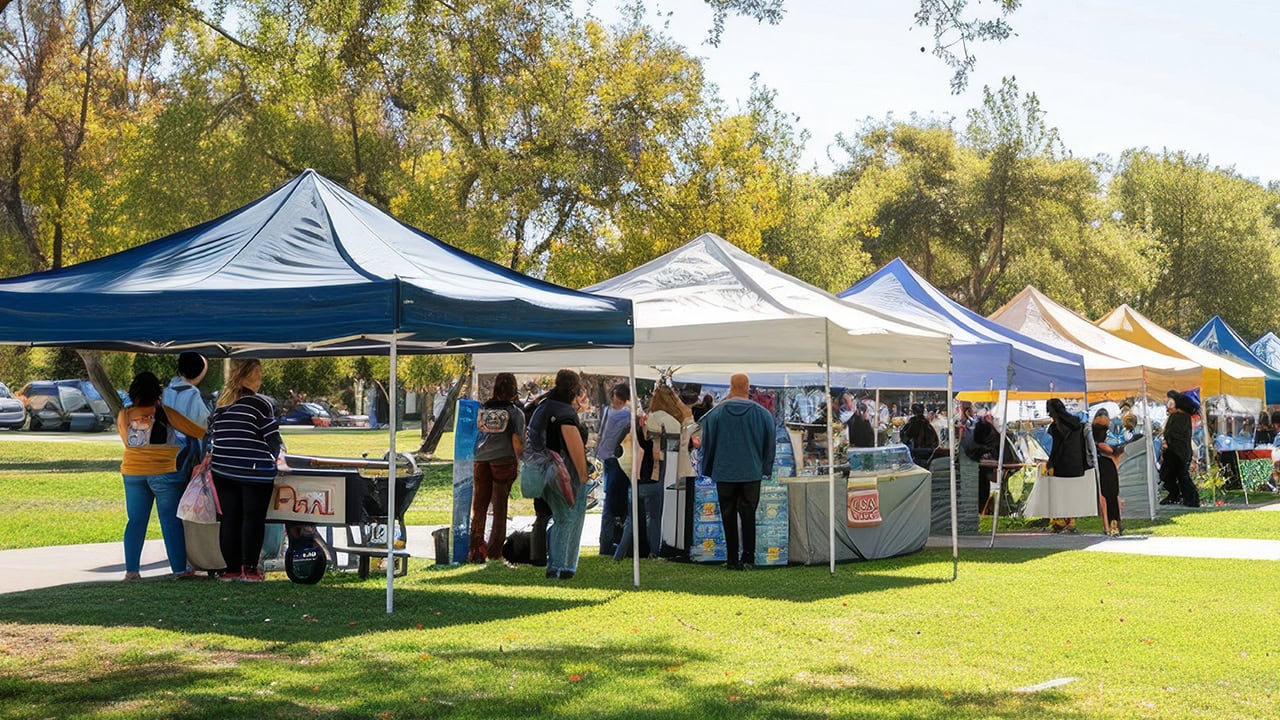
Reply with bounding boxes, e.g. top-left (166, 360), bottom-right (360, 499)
top-left (557, 570), bottom-right (575, 580)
